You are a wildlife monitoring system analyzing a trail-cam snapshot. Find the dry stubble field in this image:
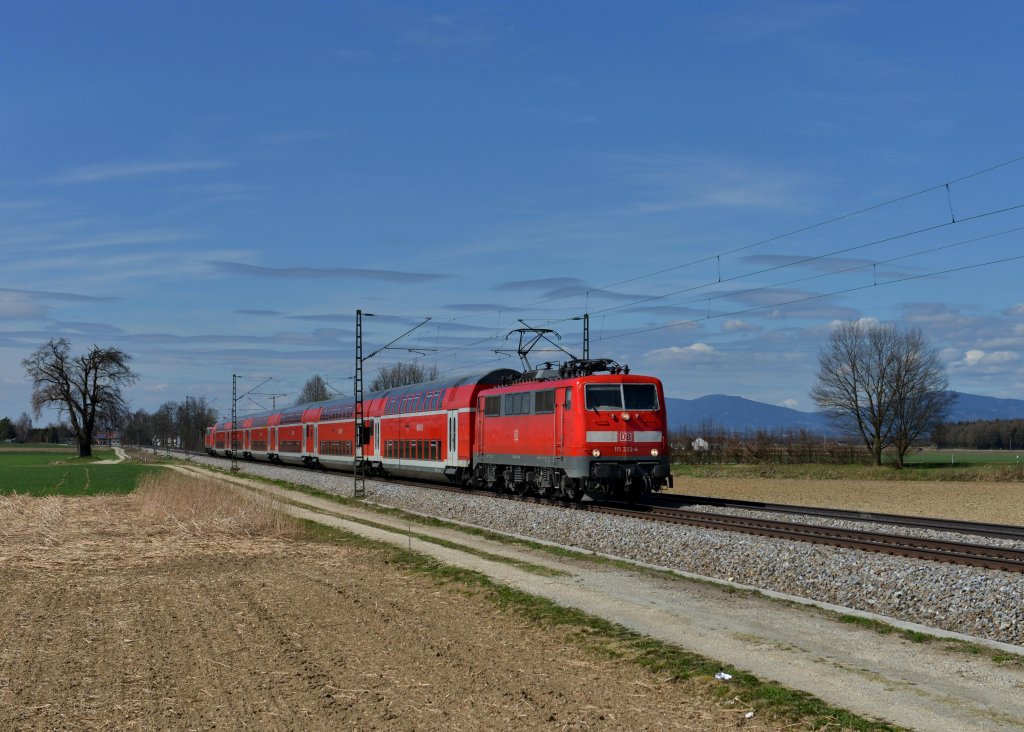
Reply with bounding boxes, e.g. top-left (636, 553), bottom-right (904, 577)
top-left (0, 473), bottom-right (780, 731)
top-left (671, 476), bottom-right (1024, 525)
